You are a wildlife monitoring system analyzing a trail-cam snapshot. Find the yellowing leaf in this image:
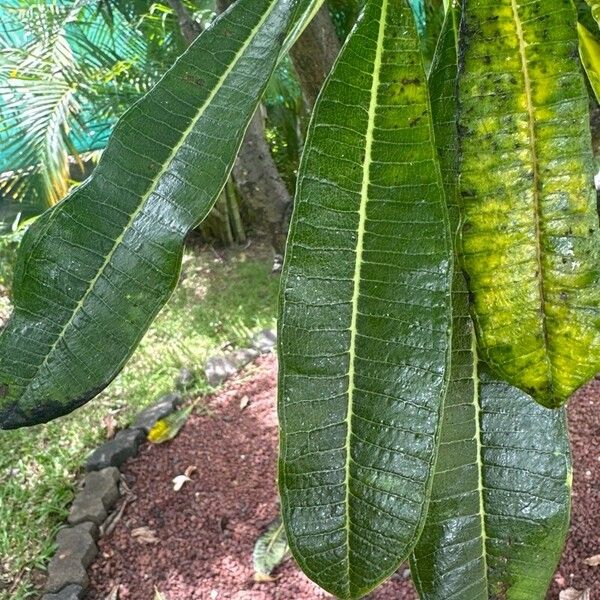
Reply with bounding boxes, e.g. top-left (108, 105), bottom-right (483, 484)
top-left (458, 0), bottom-right (600, 407)
top-left (148, 407), bottom-right (192, 444)
top-left (147, 420), bottom-right (169, 443)
top-left (578, 22), bottom-right (600, 103)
